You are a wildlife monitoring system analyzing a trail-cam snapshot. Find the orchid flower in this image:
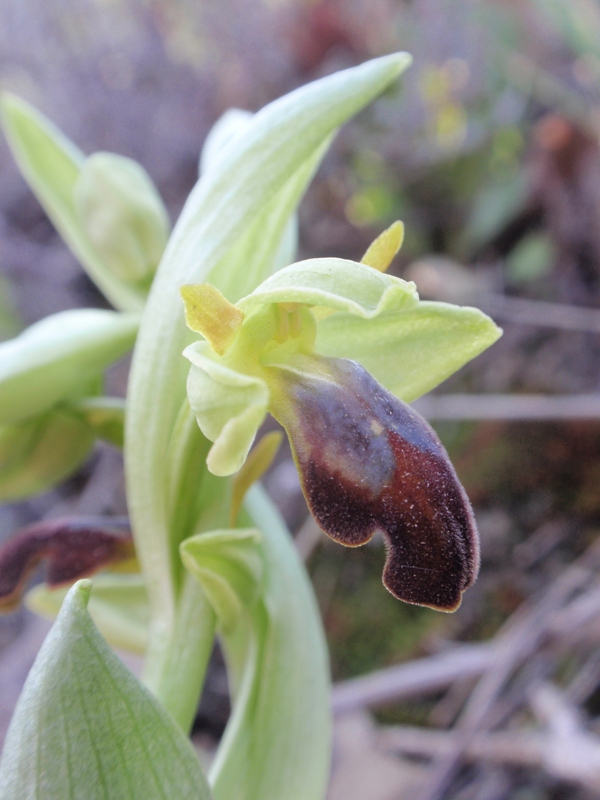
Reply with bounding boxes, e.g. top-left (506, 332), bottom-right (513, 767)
top-left (181, 223), bottom-right (501, 611)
